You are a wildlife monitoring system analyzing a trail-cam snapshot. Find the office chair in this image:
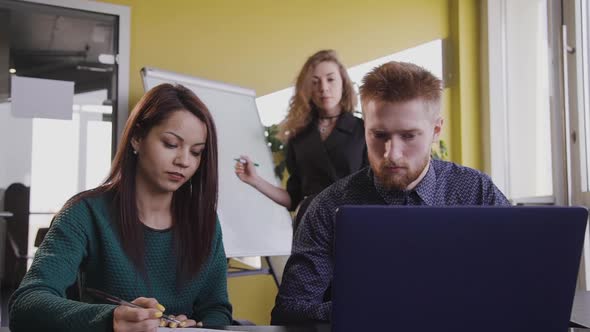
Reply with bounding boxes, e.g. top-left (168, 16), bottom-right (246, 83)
top-left (3, 183), bottom-right (30, 289)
